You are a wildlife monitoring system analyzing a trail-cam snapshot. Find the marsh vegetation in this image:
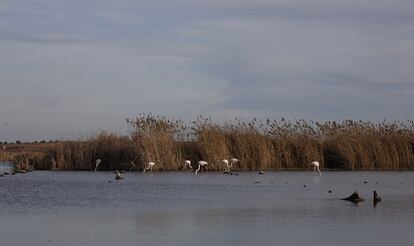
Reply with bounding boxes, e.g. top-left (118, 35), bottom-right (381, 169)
top-left (1, 115), bottom-right (413, 171)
